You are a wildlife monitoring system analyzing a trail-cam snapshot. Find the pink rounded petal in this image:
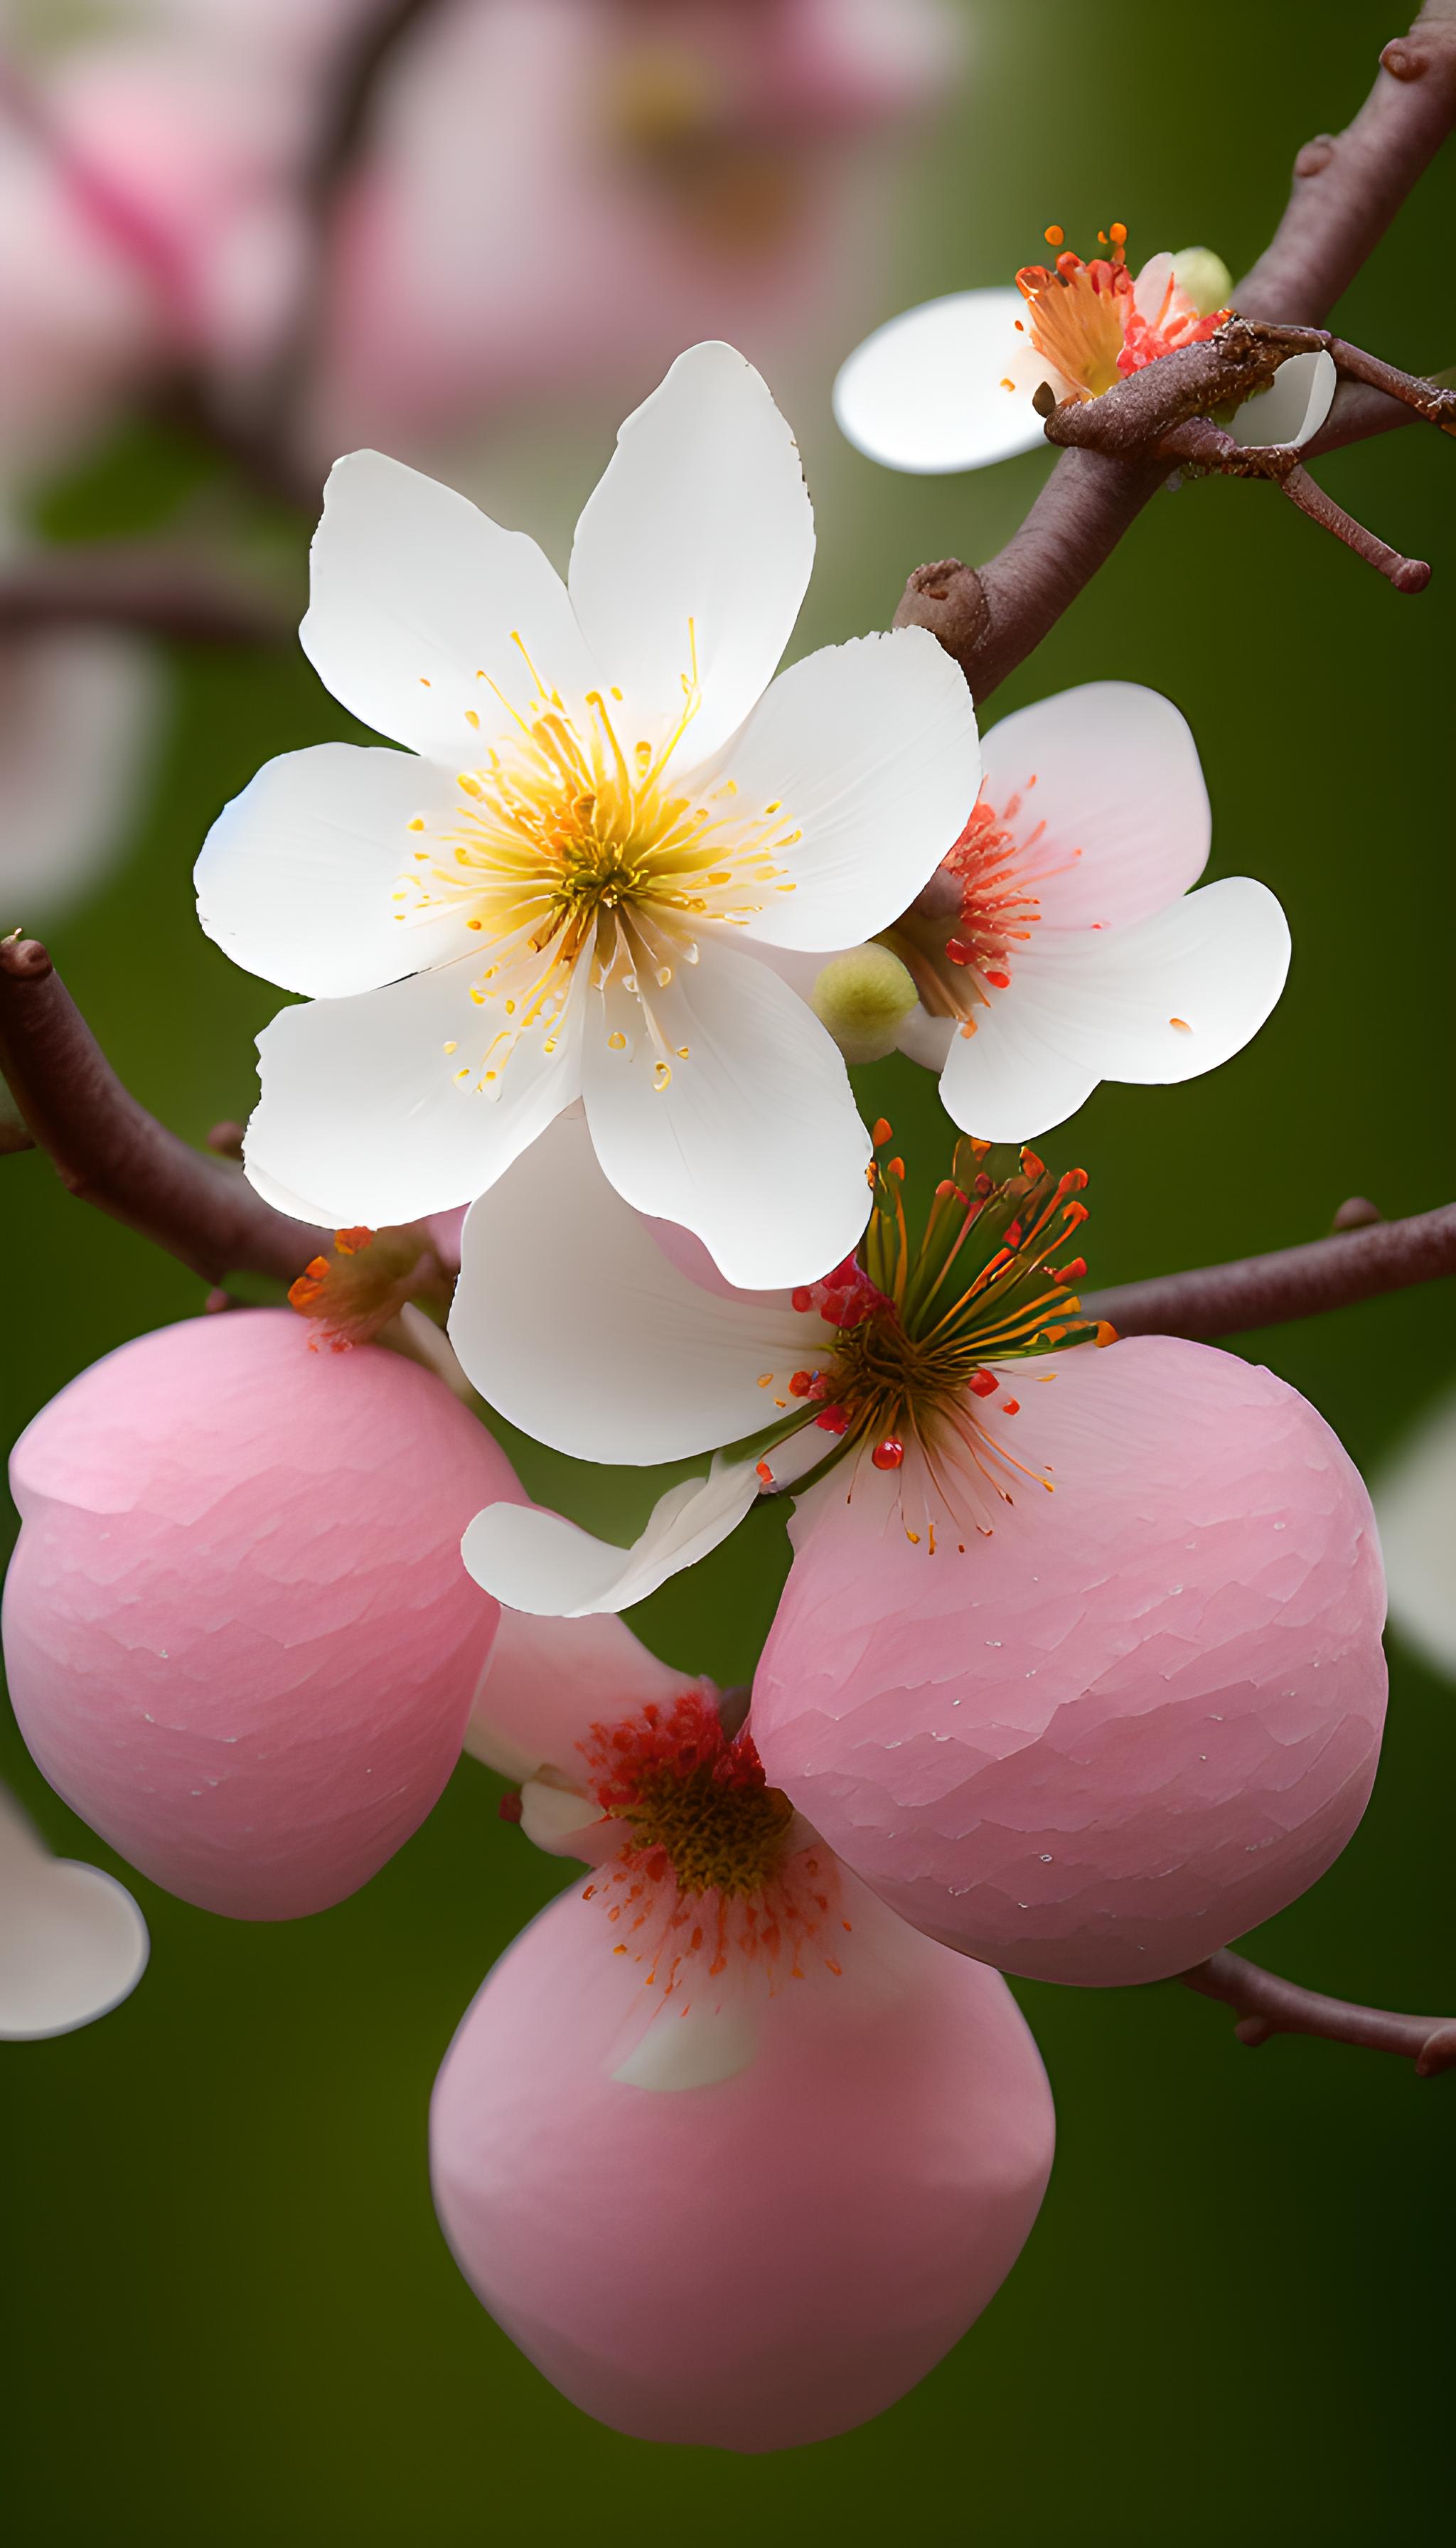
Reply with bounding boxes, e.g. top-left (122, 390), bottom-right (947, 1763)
top-left (978, 682), bottom-right (1210, 933)
top-left (752, 1337), bottom-right (1388, 1986)
top-left (430, 1871), bottom-right (1053, 2451)
top-left (3, 1311), bottom-right (518, 1920)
